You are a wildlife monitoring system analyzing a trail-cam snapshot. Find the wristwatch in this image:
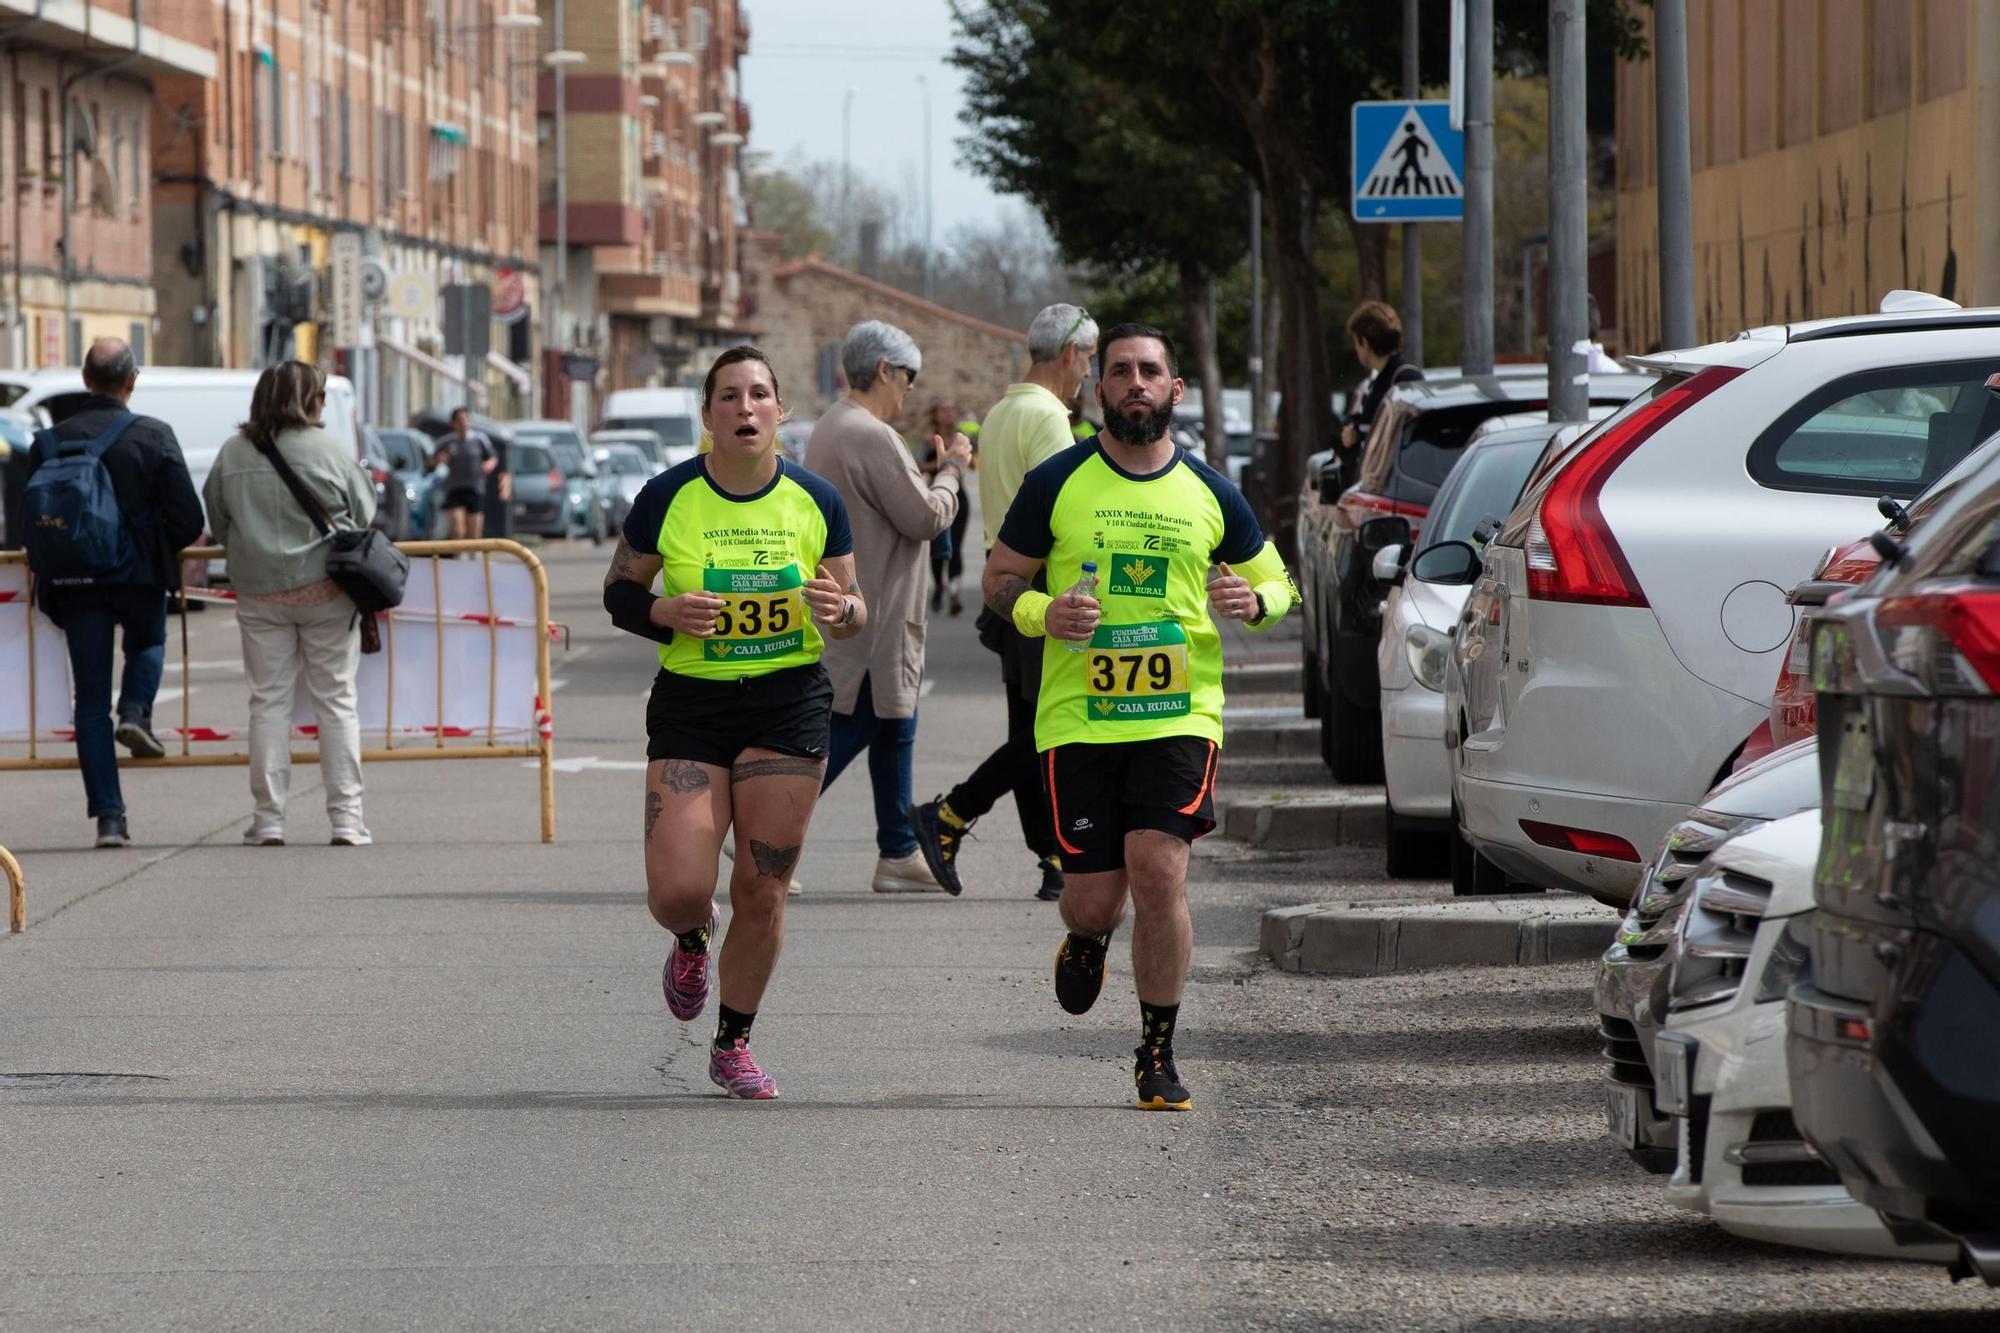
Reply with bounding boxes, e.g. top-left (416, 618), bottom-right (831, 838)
top-left (840, 596), bottom-right (857, 626)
